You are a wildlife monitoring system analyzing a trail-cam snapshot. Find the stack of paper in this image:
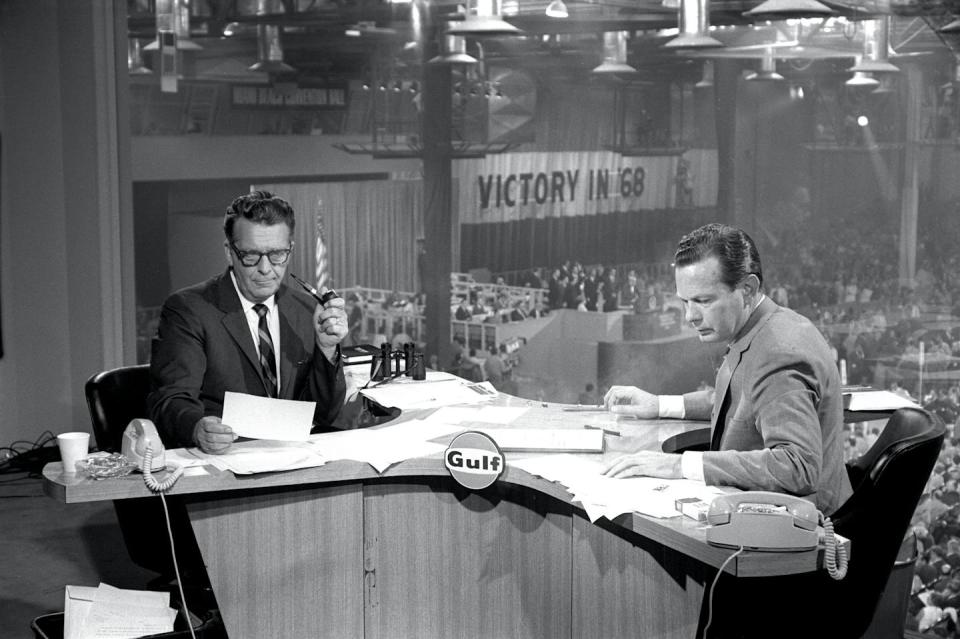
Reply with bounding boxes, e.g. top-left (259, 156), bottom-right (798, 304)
top-left (188, 439), bottom-right (326, 475)
top-left (360, 372), bottom-right (499, 410)
top-left (509, 454), bottom-right (725, 522)
top-left (64, 583), bottom-right (177, 639)
top-left (308, 419), bottom-right (462, 472)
